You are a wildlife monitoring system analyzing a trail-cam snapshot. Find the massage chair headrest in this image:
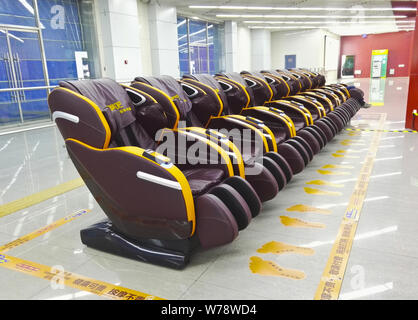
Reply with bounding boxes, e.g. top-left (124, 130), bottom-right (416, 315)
top-left (50, 78), bottom-right (167, 149)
